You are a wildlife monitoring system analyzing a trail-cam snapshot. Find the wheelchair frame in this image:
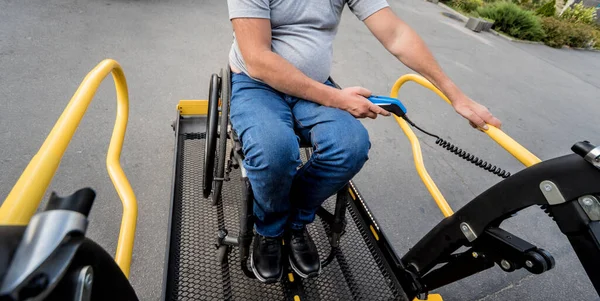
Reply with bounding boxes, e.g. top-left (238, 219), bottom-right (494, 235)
top-left (205, 65), bottom-right (355, 280)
